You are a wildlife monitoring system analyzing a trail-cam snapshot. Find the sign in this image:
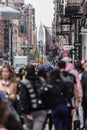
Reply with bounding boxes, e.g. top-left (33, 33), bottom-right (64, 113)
top-left (63, 45), bottom-right (74, 50)
top-left (21, 46), bottom-right (33, 50)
